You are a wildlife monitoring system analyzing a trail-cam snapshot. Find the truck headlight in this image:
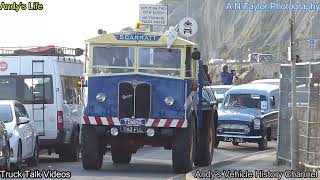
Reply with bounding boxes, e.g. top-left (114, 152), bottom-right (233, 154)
top-left (164, 96), bottom-right (174, 106)
top-left (217, 125), bottom-right (223, 133)
top-left (253, 118), bottom-right (260, 130)
top-left (96, 93), bottom-right (106, 103)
